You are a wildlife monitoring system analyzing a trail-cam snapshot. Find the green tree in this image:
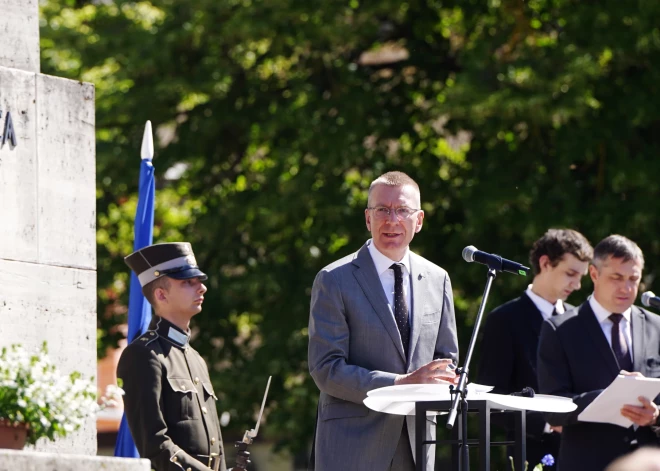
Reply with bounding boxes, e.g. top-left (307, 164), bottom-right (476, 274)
top-left (40, 0), bottom-right (660, 466)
